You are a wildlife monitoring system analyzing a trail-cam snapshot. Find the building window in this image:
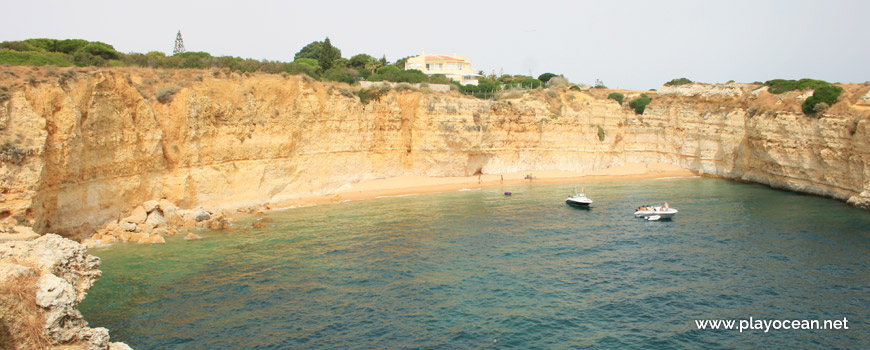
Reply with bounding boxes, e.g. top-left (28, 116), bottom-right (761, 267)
top-left (436, 63), bottom-right (443, 70)
top-left (447, 62), bottom-right (455, 70)
top-left (426, 64), bottom-right (431, 70)
top-left (457, 63), bottom-right (463, 70)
